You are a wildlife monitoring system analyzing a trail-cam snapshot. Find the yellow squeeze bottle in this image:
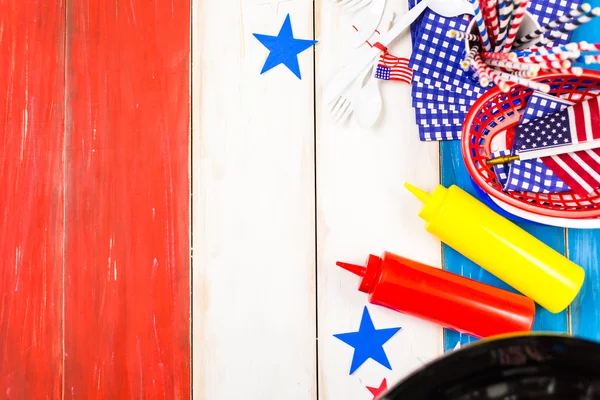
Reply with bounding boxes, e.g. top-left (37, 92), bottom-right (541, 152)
top-left (404, 182), bottom-right (584, 314)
